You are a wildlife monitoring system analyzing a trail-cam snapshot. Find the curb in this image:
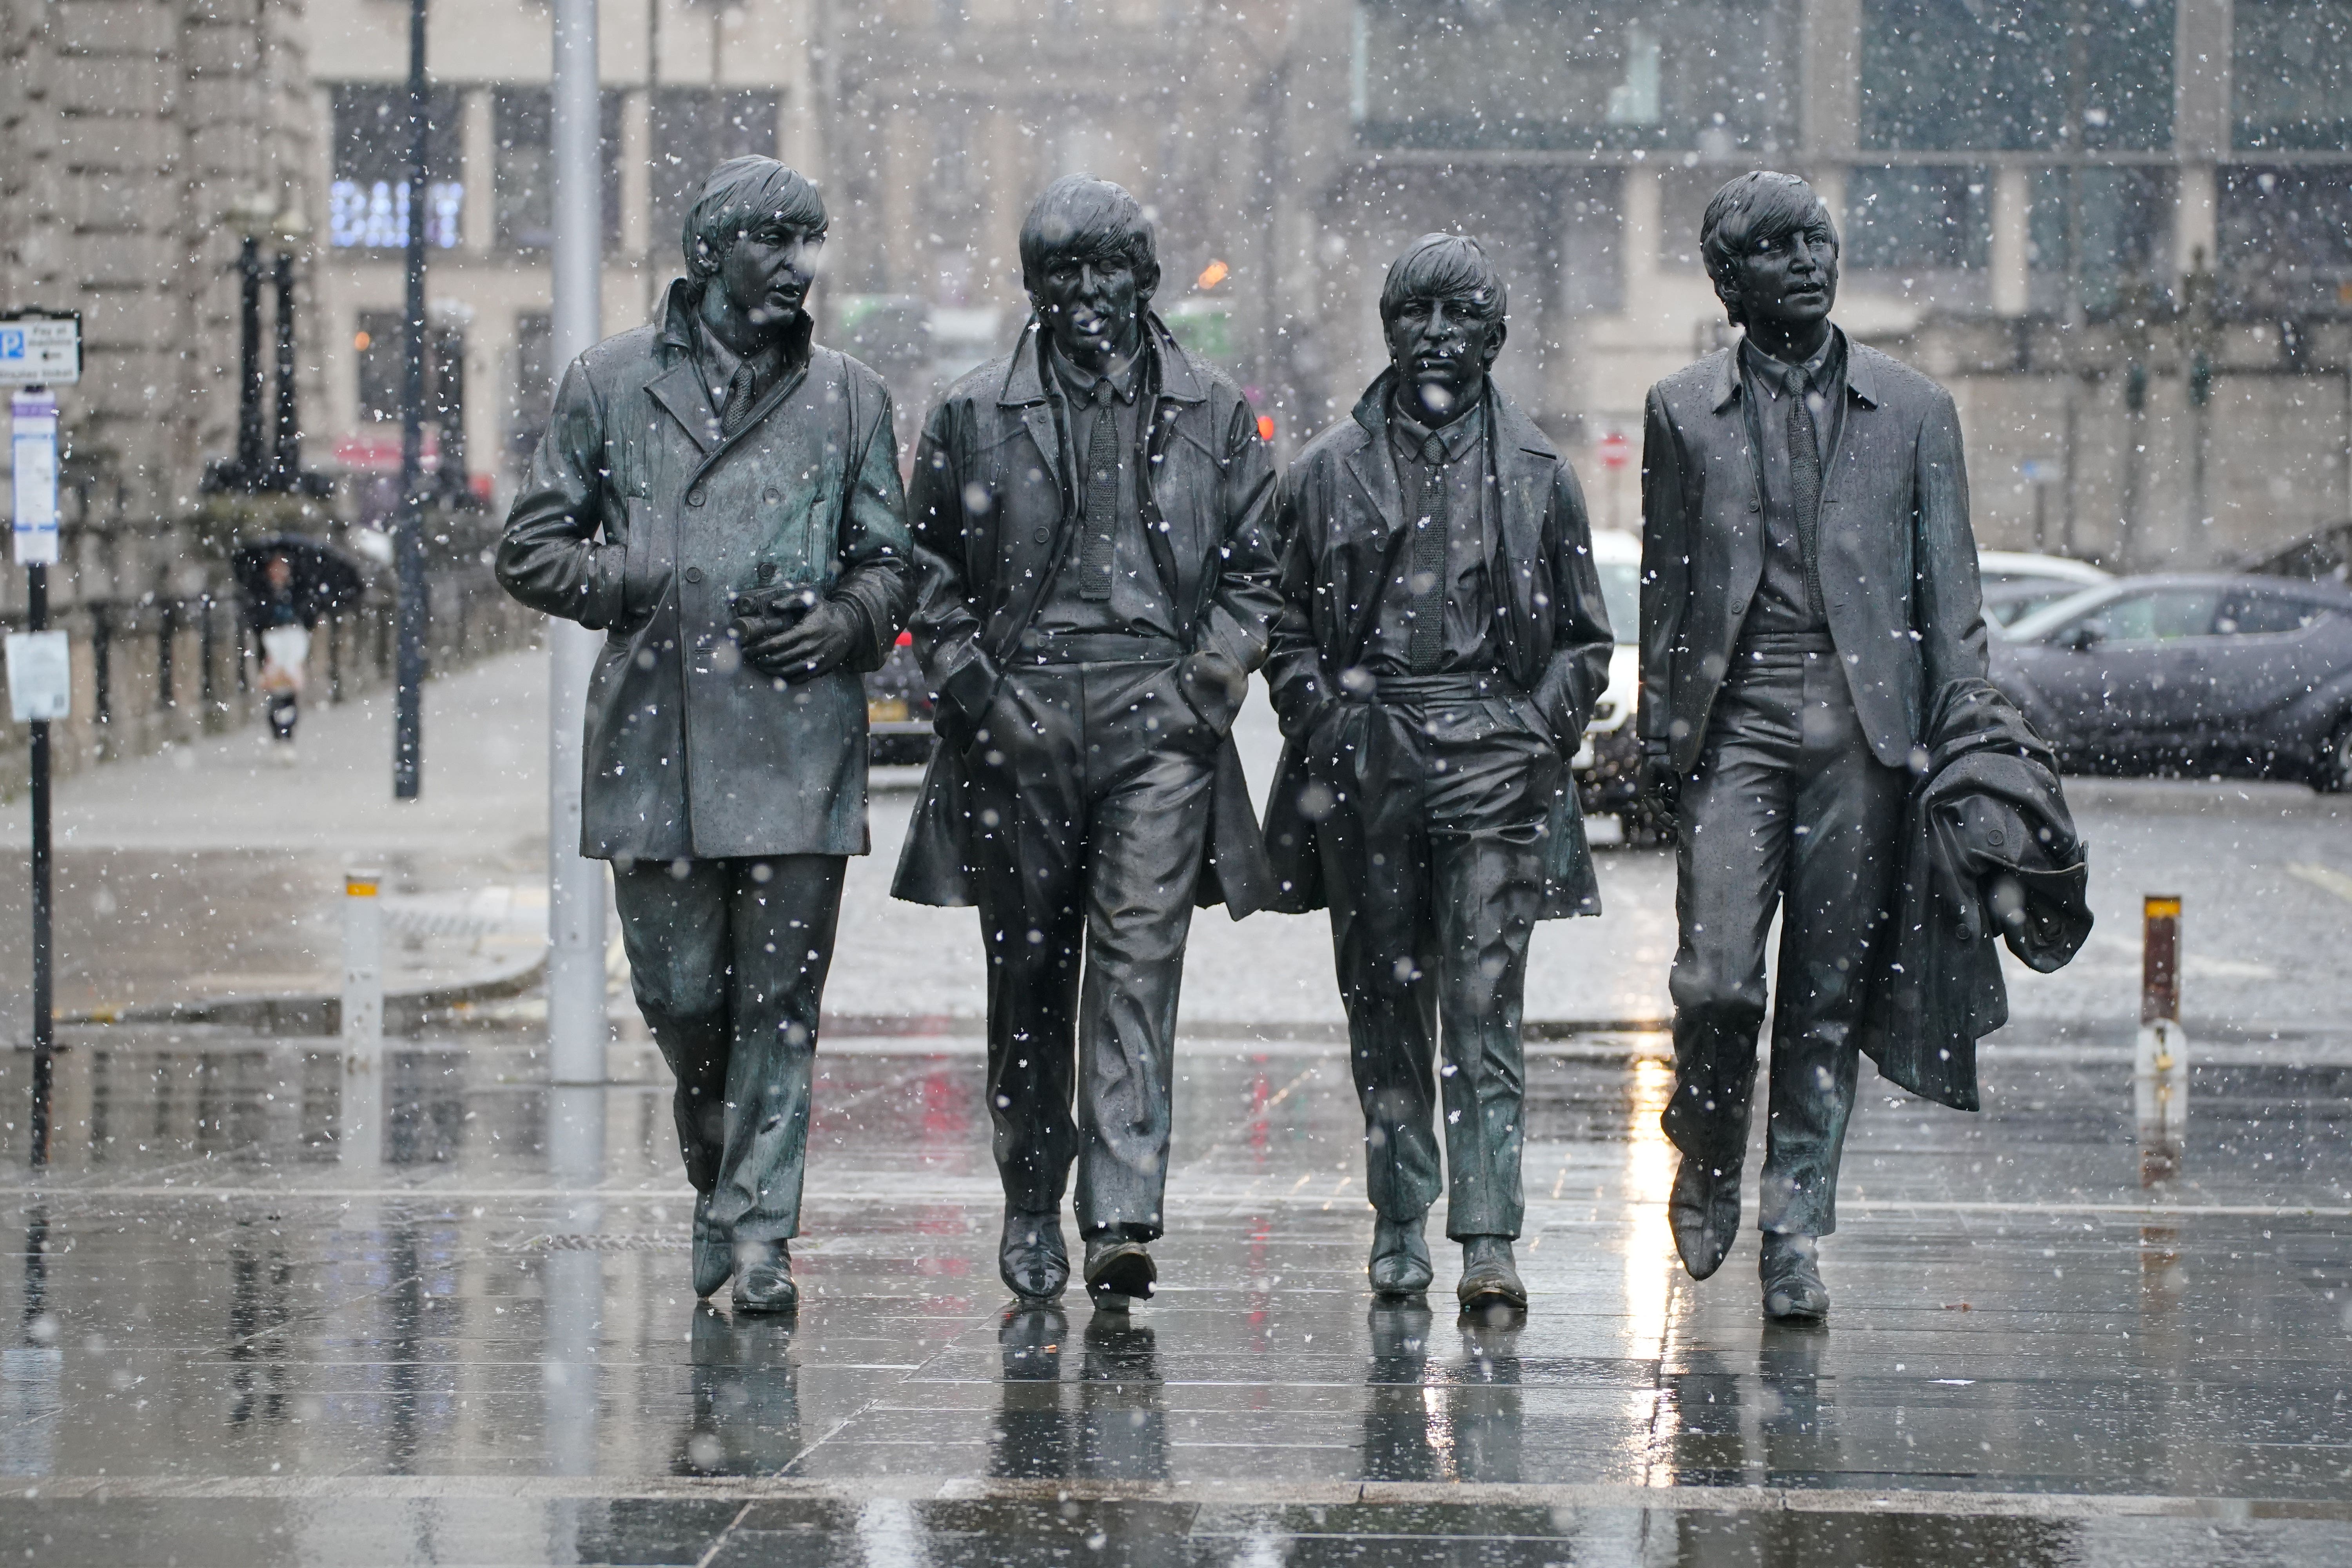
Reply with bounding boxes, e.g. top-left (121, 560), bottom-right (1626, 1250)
top-left (59, 948), bottom-right (548, 1036)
